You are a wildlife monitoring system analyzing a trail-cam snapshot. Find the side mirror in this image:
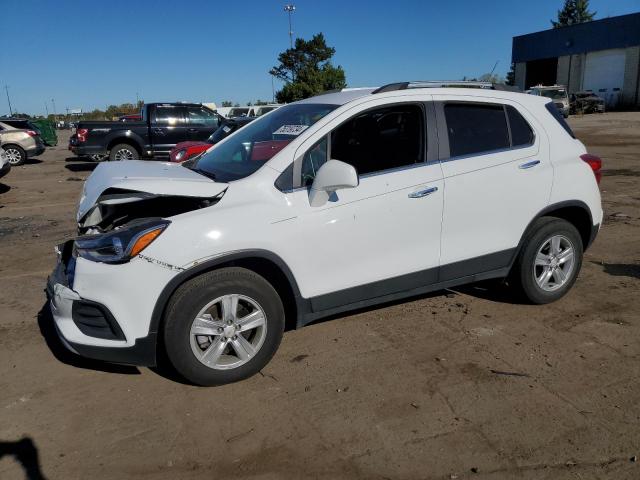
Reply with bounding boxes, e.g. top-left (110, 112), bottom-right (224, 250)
top-left (309, 159), bottom-right (358, 207)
